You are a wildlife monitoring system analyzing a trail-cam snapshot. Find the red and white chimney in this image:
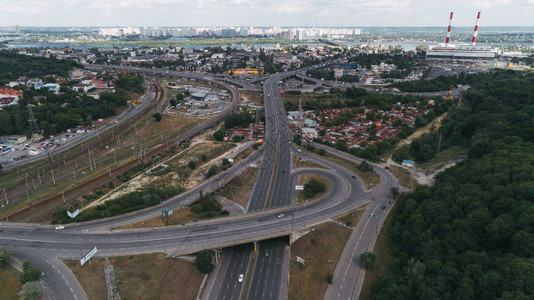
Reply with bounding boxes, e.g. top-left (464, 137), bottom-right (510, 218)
top-left (472, 12), bottom-right (481, 46)
top-left (445, 12), bottom-right (453, 45)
